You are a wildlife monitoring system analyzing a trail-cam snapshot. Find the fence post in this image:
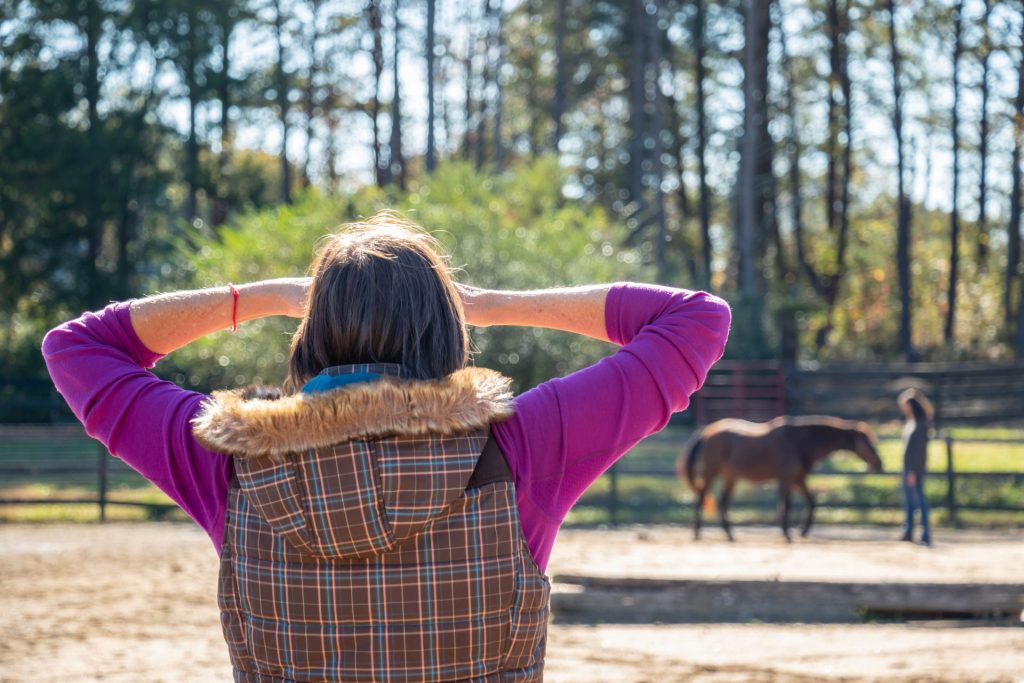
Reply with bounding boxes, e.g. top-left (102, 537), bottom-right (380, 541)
top-left (97, 443), bottom-right (108, 523)
top-left (944, 435), bottom-right (957, 527)
top-left (608, 462), bottom-right (619, 527)
top-left (775, 364), bottom-right (786, 417)
top-left (735, 367), bottom-right (746, 419)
